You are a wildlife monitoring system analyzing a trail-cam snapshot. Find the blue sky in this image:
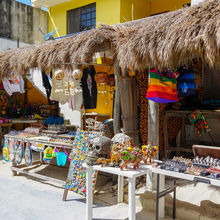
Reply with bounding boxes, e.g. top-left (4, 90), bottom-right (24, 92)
top-left (16, 0), bottom-right (48, 11)
top-left (16, 0), bottom-right (32, 6)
